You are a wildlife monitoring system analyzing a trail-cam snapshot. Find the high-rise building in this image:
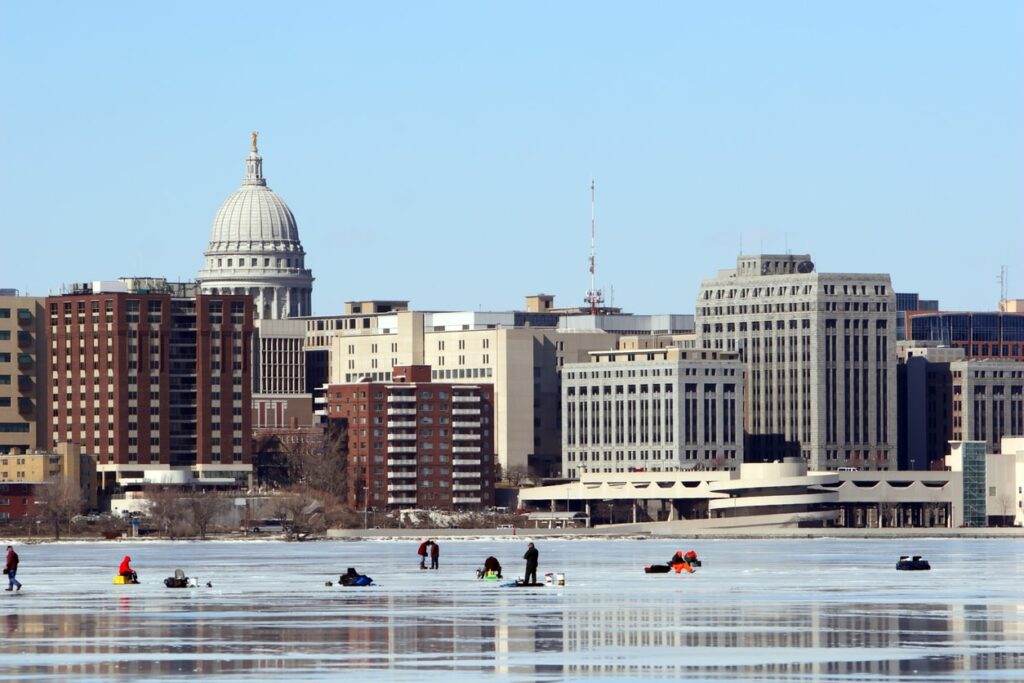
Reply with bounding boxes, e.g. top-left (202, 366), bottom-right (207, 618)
top-left (198, 133), bottom-right (314, 319)
top-left (0, 291), bottom-right (47, 455)
top-left (696, 254), bottom-right (897, 470)
top-left (324, 365), bottom-right (495, 510)
top-left (950, 359), bottom-right (1024, 454)
top-left (561, 348), bottom-right (744, 478)
top-left (47, 278), bottom-right (254, 493)
top-left (896, 341), bottom-right (961, 470)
